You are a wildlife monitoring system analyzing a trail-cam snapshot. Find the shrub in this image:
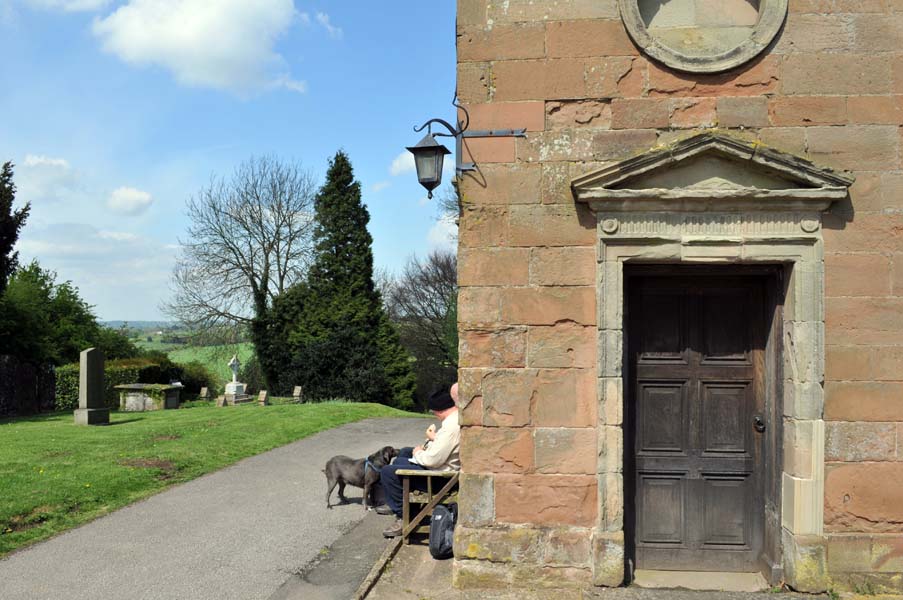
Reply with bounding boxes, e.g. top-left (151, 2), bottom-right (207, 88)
top-left (239, 354), bottom-right (265, 395)
top-left (178, 361), bottom-right (216, 395)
